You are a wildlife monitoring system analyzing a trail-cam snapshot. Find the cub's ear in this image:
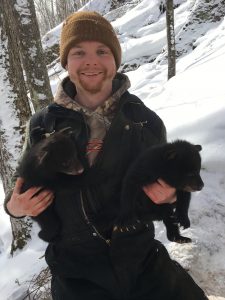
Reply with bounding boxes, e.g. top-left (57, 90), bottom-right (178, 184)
top-left (195, 145), bottom-right (202, 152)
top-left (164, 149), bottom-right (177, 160)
